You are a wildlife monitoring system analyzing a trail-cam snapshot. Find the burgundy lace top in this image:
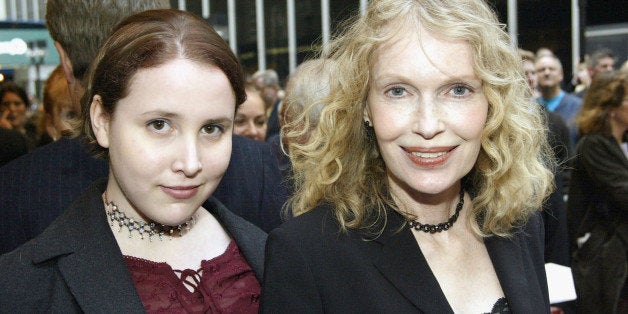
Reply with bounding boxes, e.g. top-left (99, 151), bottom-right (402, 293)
top-left (124, 240), bottom-right (261, 313)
